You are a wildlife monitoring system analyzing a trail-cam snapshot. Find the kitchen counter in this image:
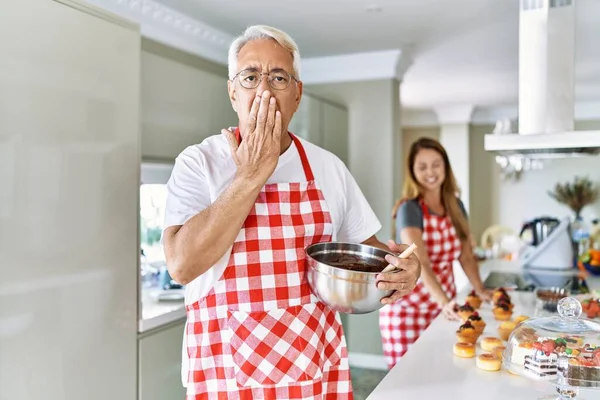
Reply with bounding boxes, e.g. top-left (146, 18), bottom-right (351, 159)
top-left (368, 259), bottom-right (600, 400)
top-left (139, 287), bottom-right (185, 333)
